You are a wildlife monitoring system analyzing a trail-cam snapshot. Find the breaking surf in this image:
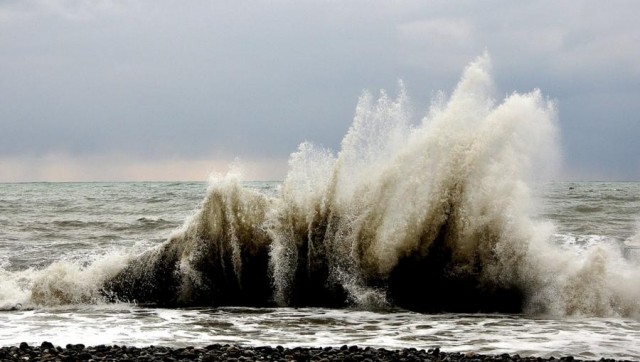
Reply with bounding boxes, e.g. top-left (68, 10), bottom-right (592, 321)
top-left (4, 54), bottom-right (640, 318)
